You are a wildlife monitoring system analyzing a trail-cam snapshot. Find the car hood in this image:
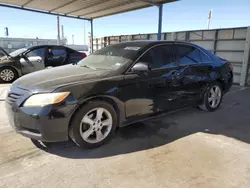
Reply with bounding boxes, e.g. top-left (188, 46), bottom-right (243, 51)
top-left (0, 56), bottom-right (13, 63)
top-left (13, 64), bottom-right (113, 93)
